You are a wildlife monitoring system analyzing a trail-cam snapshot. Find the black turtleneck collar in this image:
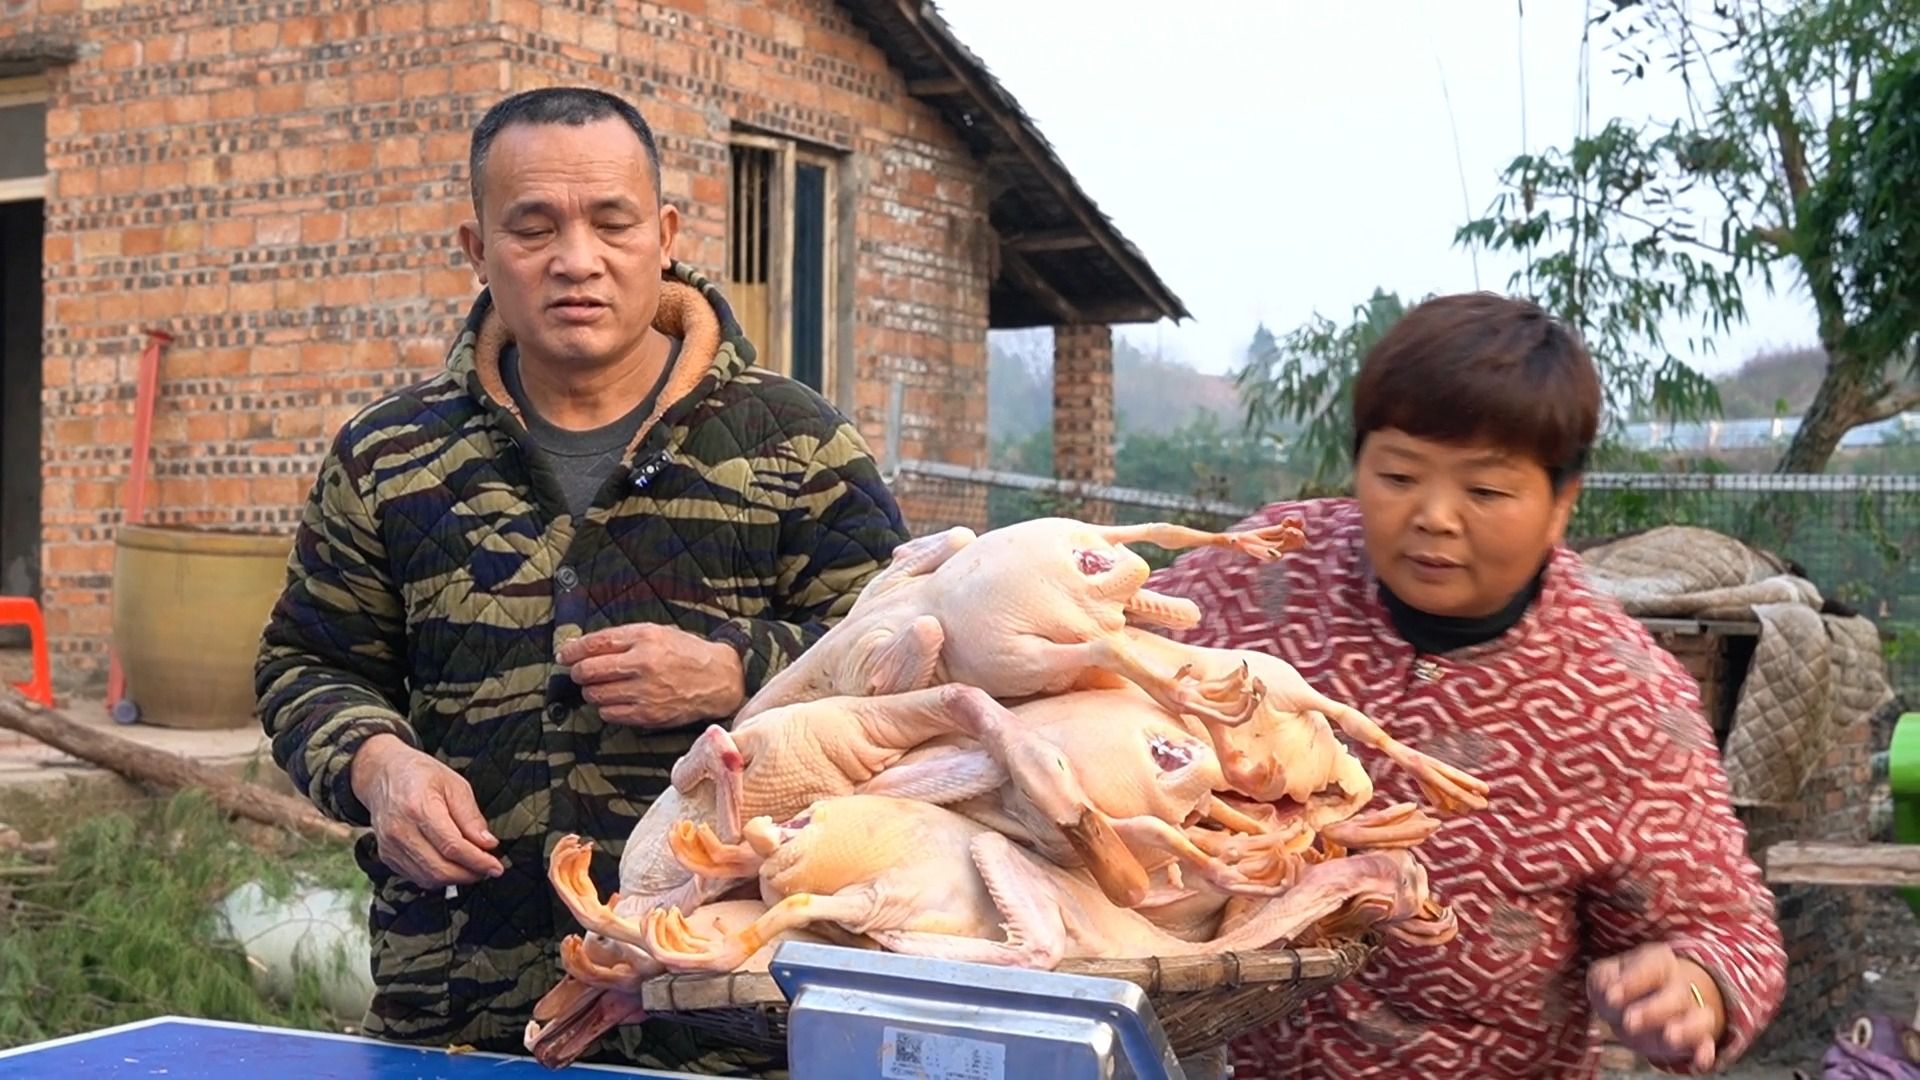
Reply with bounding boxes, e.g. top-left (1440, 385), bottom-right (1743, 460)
top-left (1380, 565), bottom-right (1546, 656)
